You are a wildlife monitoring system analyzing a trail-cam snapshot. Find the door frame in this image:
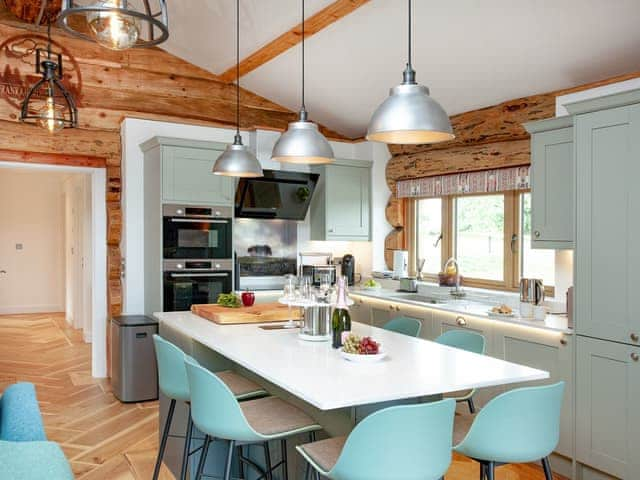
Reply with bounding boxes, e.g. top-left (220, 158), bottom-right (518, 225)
top-left (0, 159), bottom-right (108, 378)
